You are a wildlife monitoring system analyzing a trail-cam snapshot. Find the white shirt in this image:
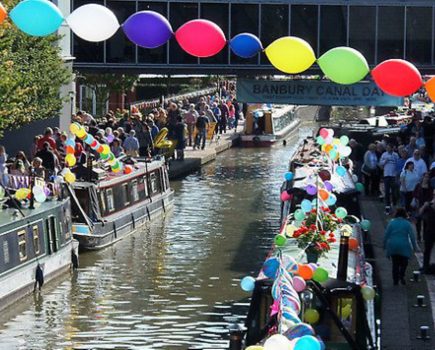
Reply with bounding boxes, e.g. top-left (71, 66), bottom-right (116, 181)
top-left (380, 151), bottom-right (399, 177)
top-left (400, 169), bottom-right (420, 192)
top-left (404, 157), bottom-right (428, 180)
